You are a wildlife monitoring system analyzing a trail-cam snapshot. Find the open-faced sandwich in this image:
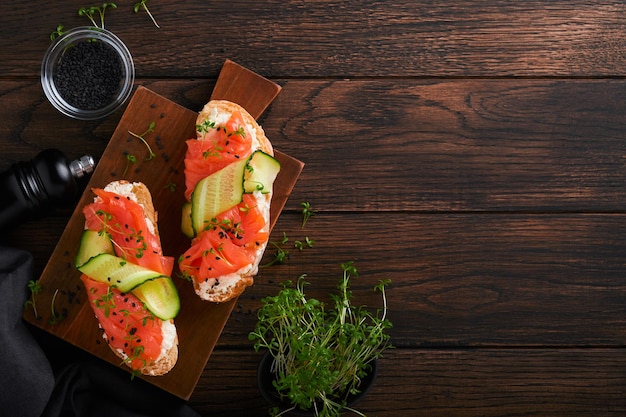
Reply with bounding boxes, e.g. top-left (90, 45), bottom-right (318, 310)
top-left (75, 180), bottom-right (179, 376)
top-left (178, 100), bottom-right (280, 302)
